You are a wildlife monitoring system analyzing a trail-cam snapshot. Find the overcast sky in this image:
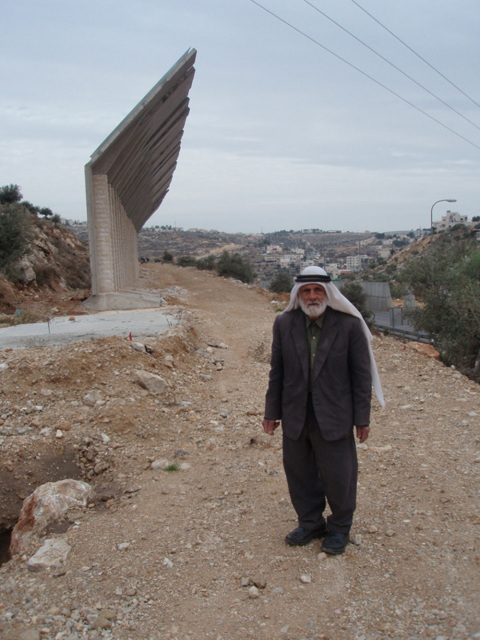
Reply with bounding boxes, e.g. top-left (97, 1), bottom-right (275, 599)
top-left (2, 0), bottom-right (479, 233)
